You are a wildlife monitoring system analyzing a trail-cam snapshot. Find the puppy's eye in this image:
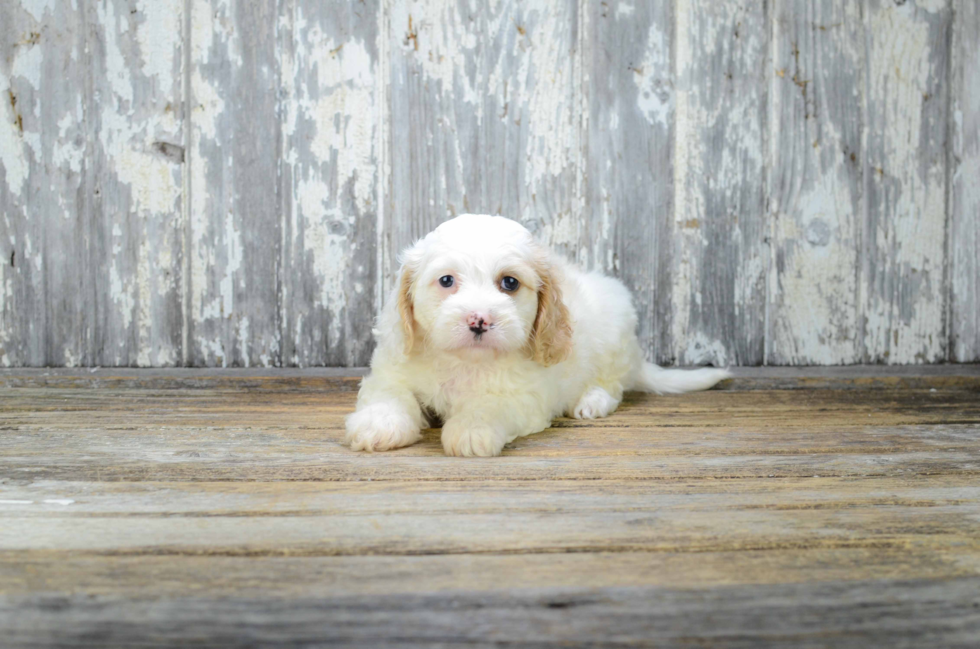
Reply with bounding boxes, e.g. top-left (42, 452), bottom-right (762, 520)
top-left (500, 276), bottom-right (520, 292)
top-left (439, 275), bottom-right (455, 288)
